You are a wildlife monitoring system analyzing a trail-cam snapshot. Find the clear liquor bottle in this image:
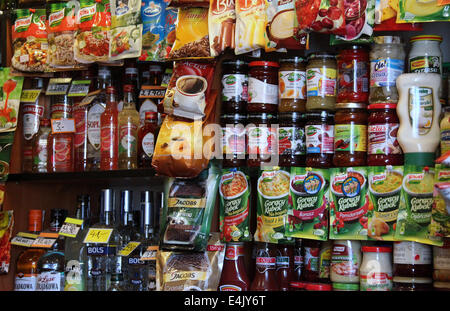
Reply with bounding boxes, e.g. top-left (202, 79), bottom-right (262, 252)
top-left (118, 85), bottom-right (139, 169)
top-left (85, 189), bottom-right (123, 291)
top-left (32, 118), bottom-right (51, 173)
top-left (64, 195), bottom-right (90, 291)
top-left (36, 208), bottom-right (68, 291)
